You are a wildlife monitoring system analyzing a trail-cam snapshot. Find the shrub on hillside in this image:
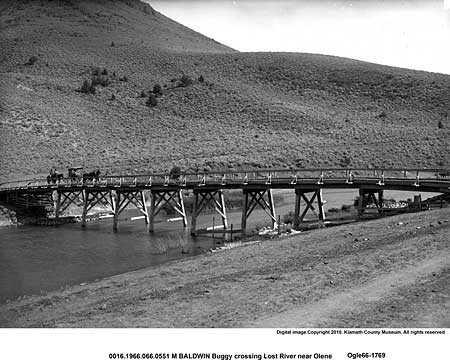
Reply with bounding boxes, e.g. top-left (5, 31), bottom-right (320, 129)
top-left (153, 83), bottom-right (162, 95)
top-left (91, 67), bottom-right (102, 76)
top-left (179, 74), bottom-right (193, 87)
top-left (146, 93), bottom-right (157, 107)
top-left (140, 90), bottom-right (147, 98)
top-left (340, 156), bottom-right (351, 167)
top-left (80, 80), bottom-right (96, 94)
top-left (169, 165), bottom-right (182, 180)
top-left (438, 120), bottom-right (444, 129)
top-left (198, 75), bottom-right (205, 83)
top-left (26, 56), bottom-right (38, 66)
top-left (142, 5), bottom-right (155, 15)
top-left (91, 74), bottom-right (110, 87)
